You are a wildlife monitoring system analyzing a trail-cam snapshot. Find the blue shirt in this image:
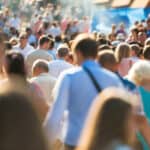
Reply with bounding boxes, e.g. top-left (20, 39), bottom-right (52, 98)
top-left (116, 72), bottom-right (137, 92)
top-left (44, 60), bottom-right (122, 146)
